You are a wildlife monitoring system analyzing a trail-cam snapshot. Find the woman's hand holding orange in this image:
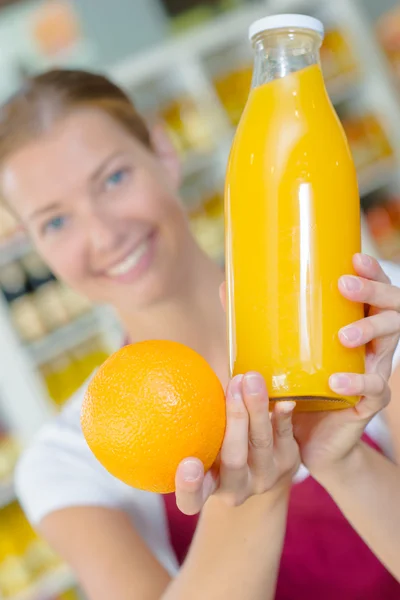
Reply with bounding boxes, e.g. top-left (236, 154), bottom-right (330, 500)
top-left (175, 372), bottom-right (299, 516)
